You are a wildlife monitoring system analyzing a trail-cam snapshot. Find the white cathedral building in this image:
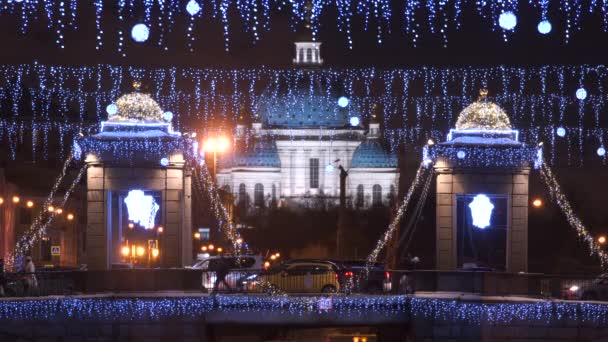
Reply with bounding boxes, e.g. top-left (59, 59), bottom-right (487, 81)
top-left (217, 39), bottom-right (399, 210)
